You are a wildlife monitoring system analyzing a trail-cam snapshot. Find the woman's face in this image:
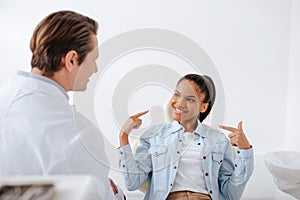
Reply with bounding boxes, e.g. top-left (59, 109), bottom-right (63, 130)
top-left (170, 79), bottom-right (208, 125)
